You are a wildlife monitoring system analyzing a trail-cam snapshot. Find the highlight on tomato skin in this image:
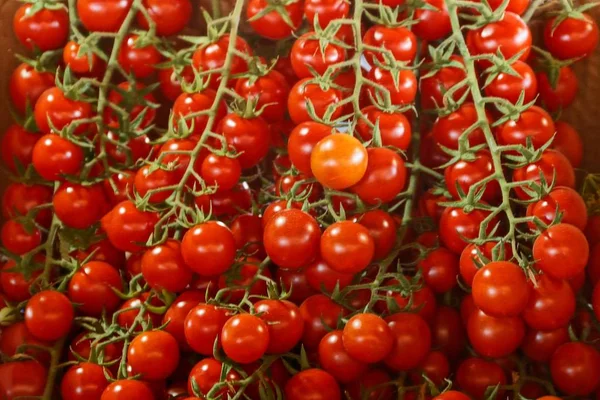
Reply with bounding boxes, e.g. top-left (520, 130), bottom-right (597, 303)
top-left (1, 0), bottom-right (600, 399)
